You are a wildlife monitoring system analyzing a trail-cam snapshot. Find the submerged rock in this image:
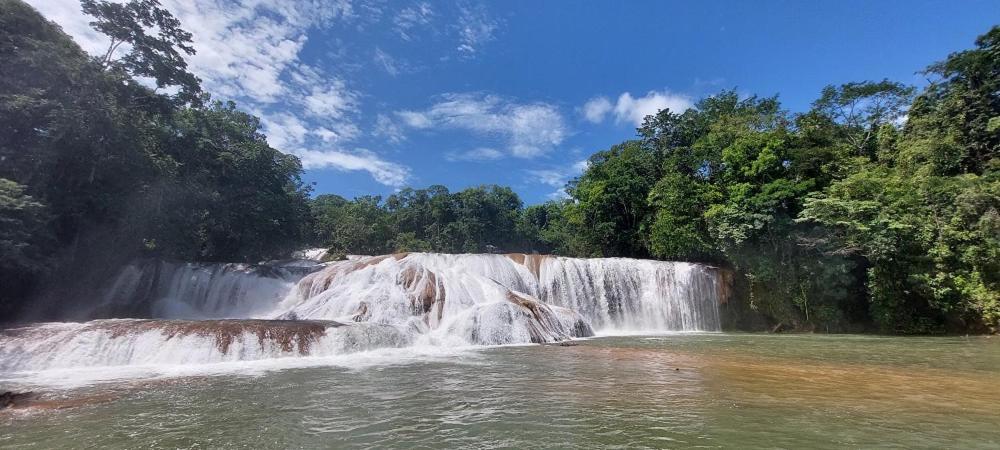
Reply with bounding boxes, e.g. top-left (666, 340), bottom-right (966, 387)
top-left (0, 391), bottom-right (36, 409)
